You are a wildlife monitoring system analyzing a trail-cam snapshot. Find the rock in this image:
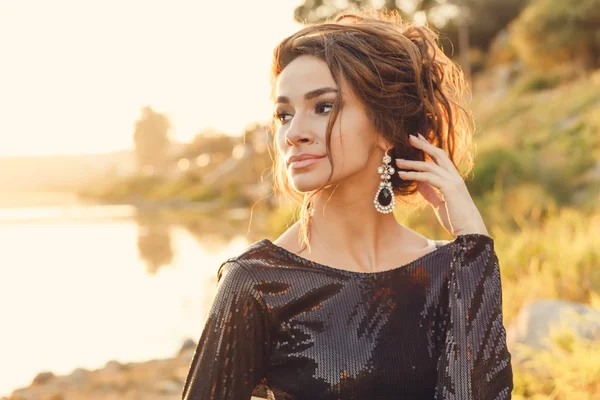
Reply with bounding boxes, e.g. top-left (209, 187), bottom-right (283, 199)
top-left (104, 360), bottom-right (125, 373)
top-left (65, 368), bottom-right (90, 386)
top-left (507, 299), bottom-right (600, 361)
top-left (179, 338), bottom-right (197, 355)
top-left (156, 378), bottom-right (182, 394)
top-left (31, 372), bottom-right (55, 385)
